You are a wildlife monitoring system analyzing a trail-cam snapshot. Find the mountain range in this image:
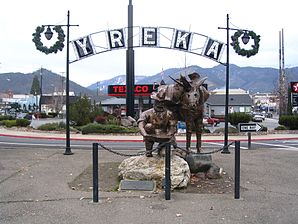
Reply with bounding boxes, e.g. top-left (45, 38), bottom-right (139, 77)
top-left (1, 64), bottom-right (298, 96)
top-left (88, 64), bottom-right (298, 94)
